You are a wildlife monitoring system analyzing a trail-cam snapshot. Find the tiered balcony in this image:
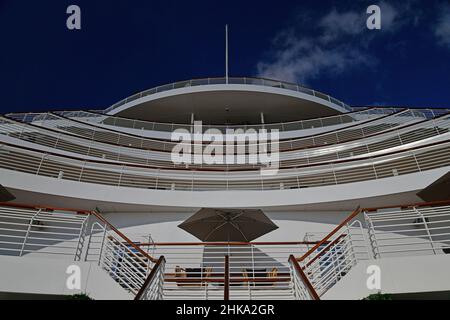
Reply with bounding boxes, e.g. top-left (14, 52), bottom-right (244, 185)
top-left (1, 200), bottom-right (450, 300)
